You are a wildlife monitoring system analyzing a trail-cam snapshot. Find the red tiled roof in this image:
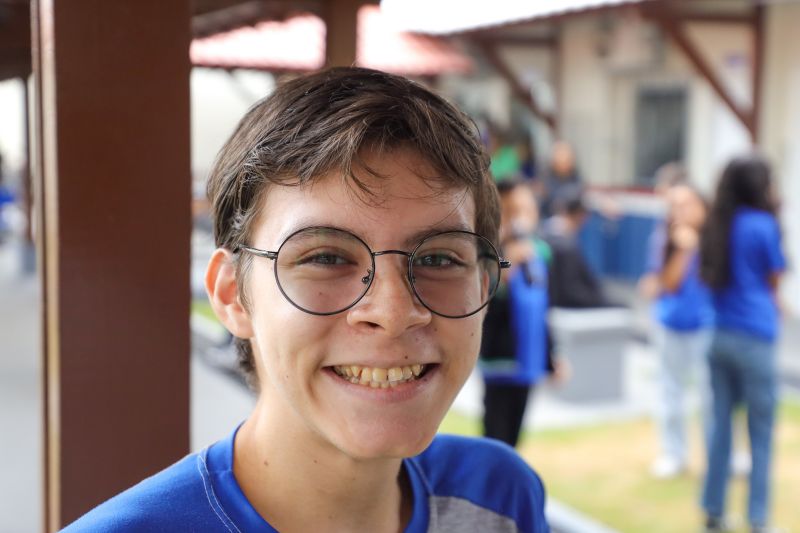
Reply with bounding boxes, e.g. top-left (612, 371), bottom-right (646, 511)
top-left (191, 15), bottom-right (325, 72)
top-left (190, 5), bottom-right (472, 75)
